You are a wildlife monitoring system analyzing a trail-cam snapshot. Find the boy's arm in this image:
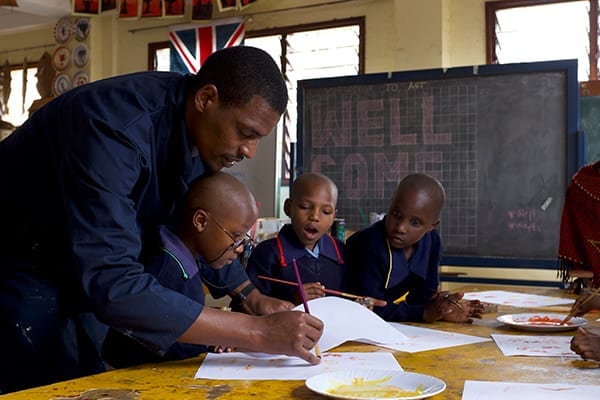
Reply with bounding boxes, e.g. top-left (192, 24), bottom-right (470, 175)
top-left (231, 280), bottom-right (294, 315)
